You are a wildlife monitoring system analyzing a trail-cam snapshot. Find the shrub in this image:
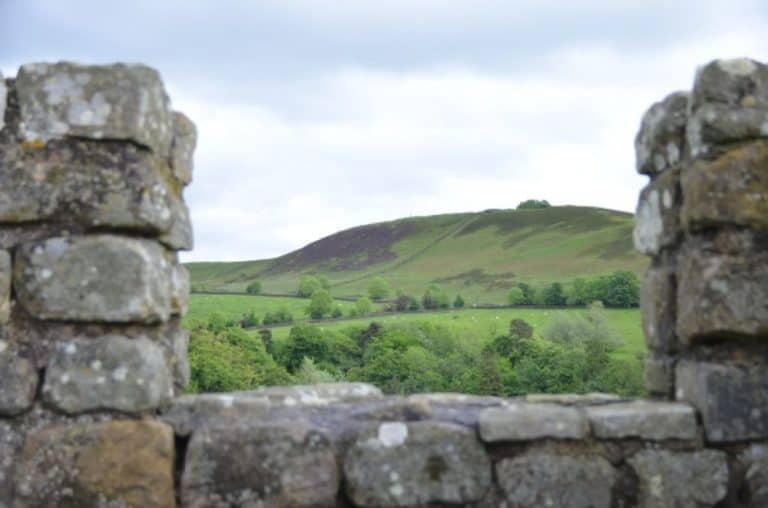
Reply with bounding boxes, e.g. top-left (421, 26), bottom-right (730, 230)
top-left (307, 289), bottom-right (333, 319)
top-left (507, 287), bottom-right (525, 306)
top-left (331, 306), bottom-right (343, 318)
top-left (298, 275), bottom-right (322, 297)
top-left (294, 357), bottom-right (339, 384)
top-left (407, 298), bottom-right (420, 311)
top-left (542, 282), bottom-right (567, 306)
top-left (516, 199), bottom-right (551, 210)
top-left (367, 277), bottom-right (390, 301)
top-left (355, 296), bottom-right (373, 316)
top-left (453, 295), bottom-right (465, 308)
top-left (394, 294), bottom-right (411, 312)
top-left (245, 281), bottom-right (262, 295)
top-left (240, 310), bottom-right (259, 328)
